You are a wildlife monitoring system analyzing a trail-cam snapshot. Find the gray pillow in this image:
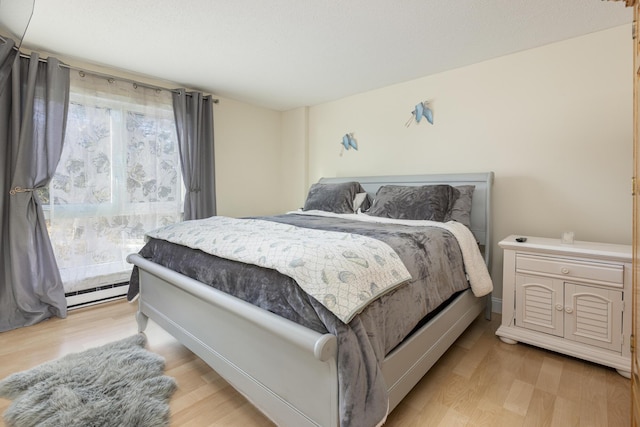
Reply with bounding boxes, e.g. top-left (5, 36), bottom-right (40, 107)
top-left (303, 181), bottom-right (365, 213)
top-left (367, 184), bottom-right (460, 222)
top-left (445, 185), bottom-right (475, 228)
